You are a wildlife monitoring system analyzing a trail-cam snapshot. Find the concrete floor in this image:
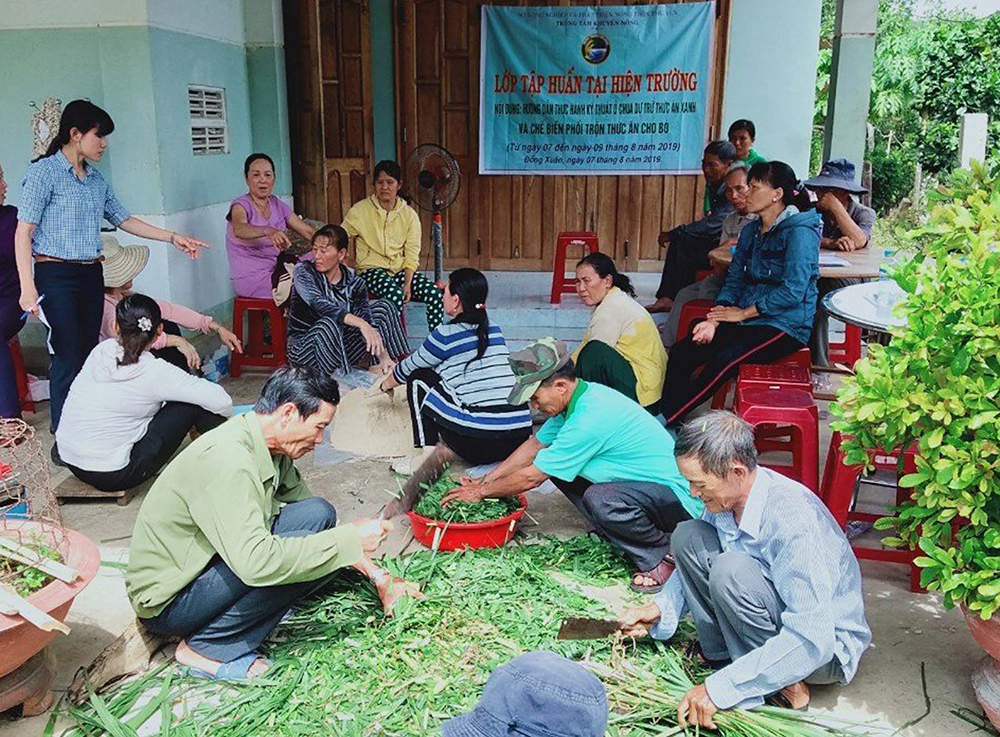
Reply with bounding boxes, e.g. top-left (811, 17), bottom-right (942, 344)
top-left (1, 374), bottom-right (990, 736)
